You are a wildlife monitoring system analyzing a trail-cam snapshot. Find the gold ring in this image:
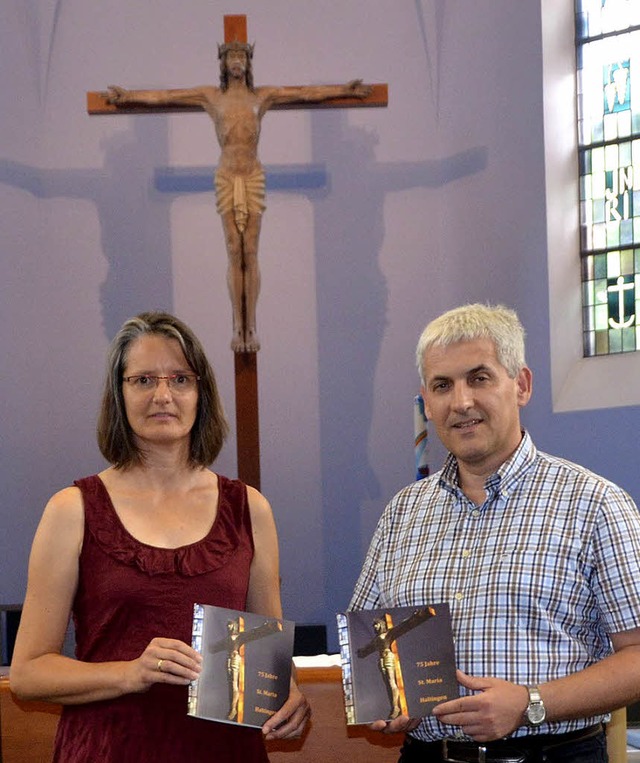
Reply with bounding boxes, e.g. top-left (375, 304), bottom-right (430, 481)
top-left (157, 659), bottom-right (164, 672)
